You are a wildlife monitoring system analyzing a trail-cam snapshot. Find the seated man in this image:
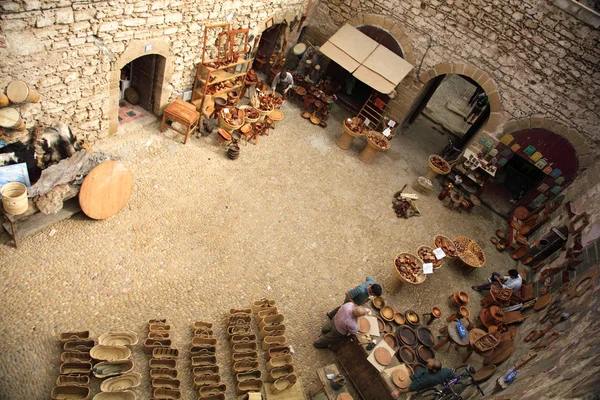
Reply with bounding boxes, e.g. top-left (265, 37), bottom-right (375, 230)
top-left (327, 276), bottom-right (382, 319)
top-left (472, 269), bottom-right (522, 293)
top-left (391, 359), bottom-right (454, 398)
top-left (271, 70), bottom-right (294, 100)
top-left (314, 304), bottom-right (367, 349)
